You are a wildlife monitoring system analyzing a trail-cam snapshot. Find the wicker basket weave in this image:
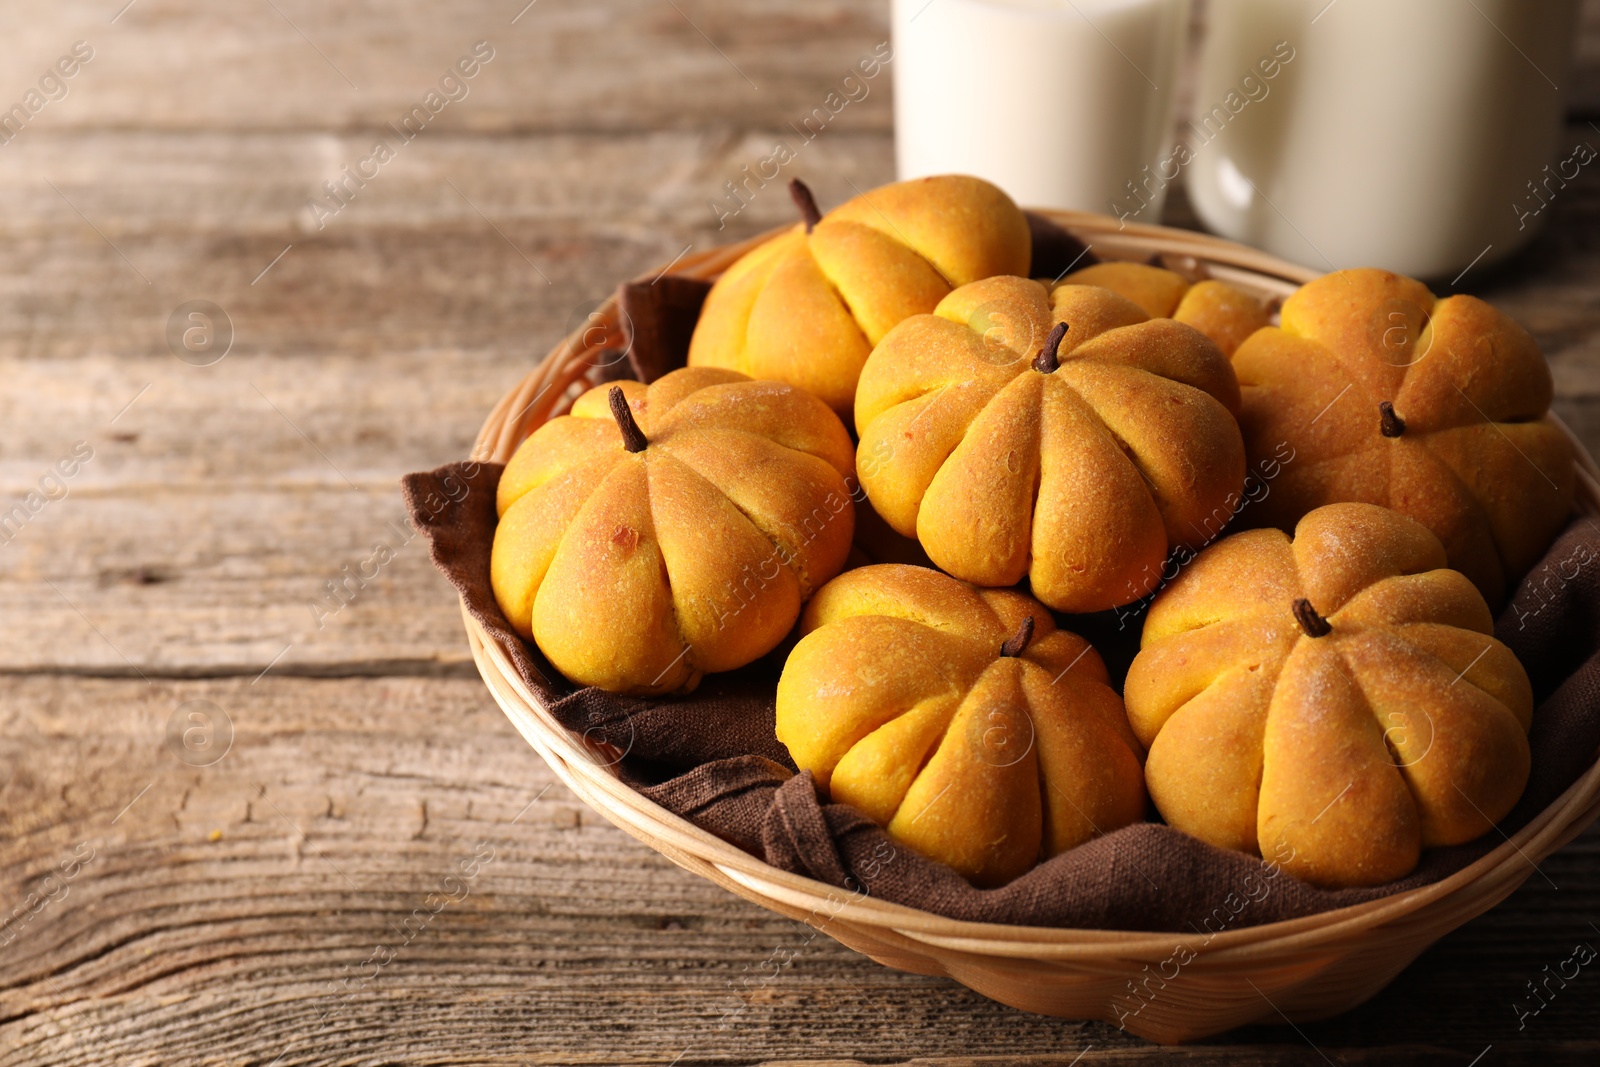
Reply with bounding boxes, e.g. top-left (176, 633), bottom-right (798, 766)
top-left (465, 210), bottom-right (1600, 1043)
